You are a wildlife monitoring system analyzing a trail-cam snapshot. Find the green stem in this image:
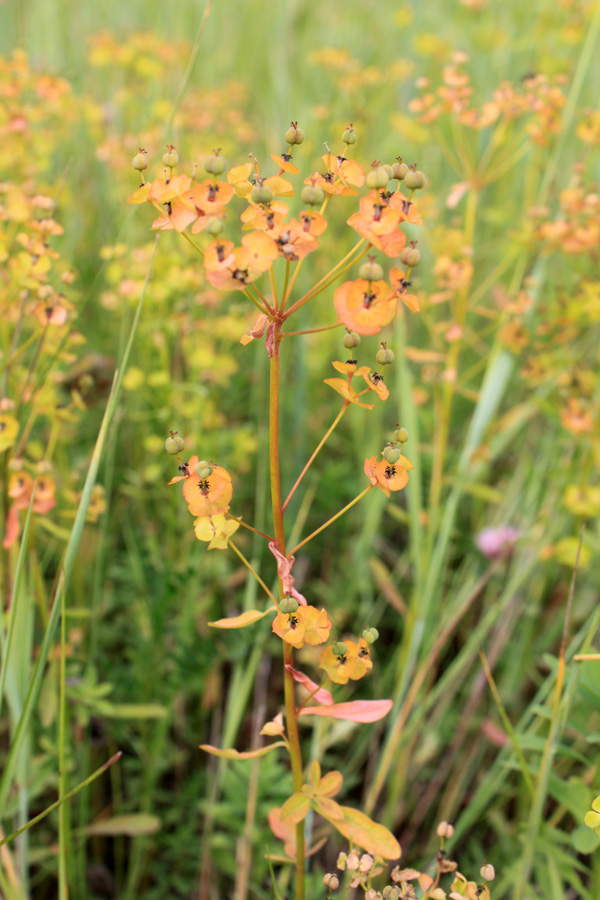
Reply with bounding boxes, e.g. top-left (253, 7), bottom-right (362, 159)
top-left (289, 486), bottom-right (373, 556)
top-left (225, 513), bottom-right (273, 542)
top-left (269, 327), bottom-right (305, 900)
top-left (281, 323), bottom-right (343, 338)
top-left (285, 239), bottom-right (368, 318)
